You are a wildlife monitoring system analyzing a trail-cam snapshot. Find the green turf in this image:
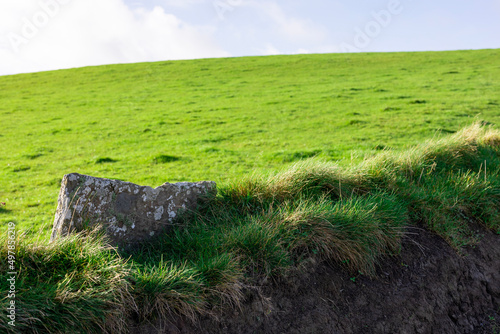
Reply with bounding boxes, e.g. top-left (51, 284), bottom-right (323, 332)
top-left (0, 49), bottom-right (499, 237)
